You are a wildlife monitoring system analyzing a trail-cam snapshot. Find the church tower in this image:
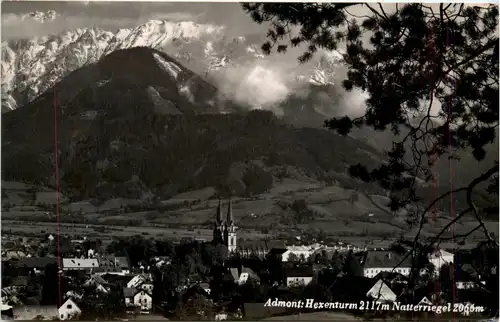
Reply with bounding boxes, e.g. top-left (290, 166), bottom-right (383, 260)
top-left (213, 198), bottom-right (237, 252)
top-left (224, 198), bottom-right (237, 253)
top-left (213, 198), bottom-right (225, 244)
